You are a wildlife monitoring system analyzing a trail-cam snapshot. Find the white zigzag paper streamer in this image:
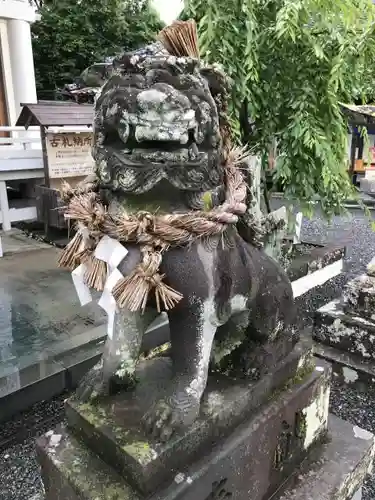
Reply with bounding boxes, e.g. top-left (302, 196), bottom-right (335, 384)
top-left (71, 236), bottom-right (128, 339)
